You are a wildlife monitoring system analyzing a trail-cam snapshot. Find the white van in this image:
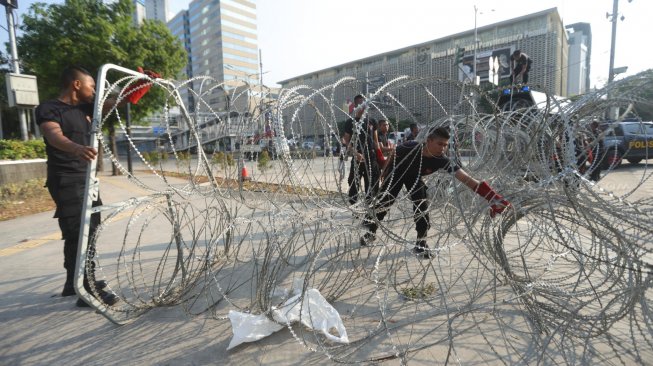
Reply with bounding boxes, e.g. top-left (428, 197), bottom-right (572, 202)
top-left (388, 131), bottom-right (406, 145)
